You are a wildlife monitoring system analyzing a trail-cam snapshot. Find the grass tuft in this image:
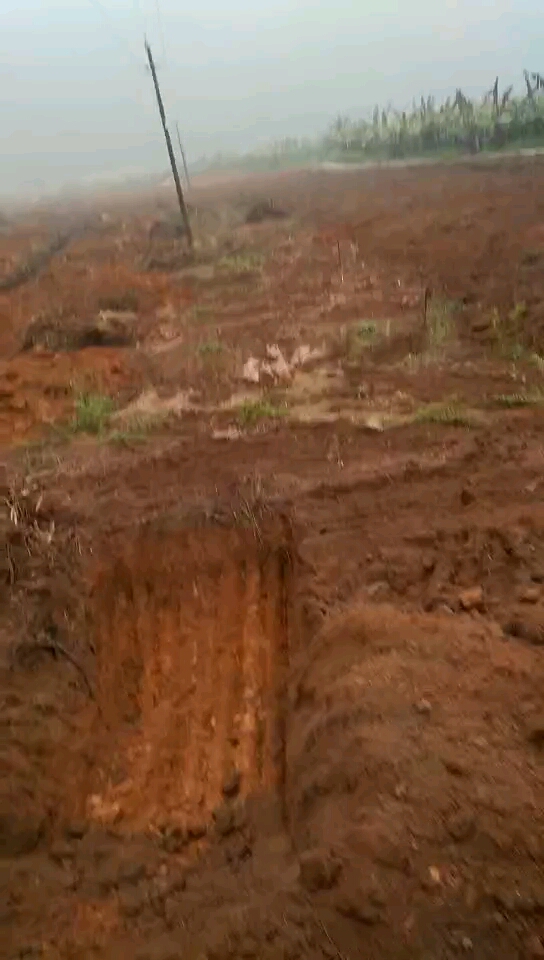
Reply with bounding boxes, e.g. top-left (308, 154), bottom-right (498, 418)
top-left (491, 391), bottom-right (544, 409)
top-left (218, 252), bottom-right (264, 274)
top-left (69, 393), bottom-right (115, 435)
top-left (413, 402), bottom-right (476, 427)
top-left (424, 299), bottom-right (457, 350)
top-left (237, 398), bottom-right (287, 426)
